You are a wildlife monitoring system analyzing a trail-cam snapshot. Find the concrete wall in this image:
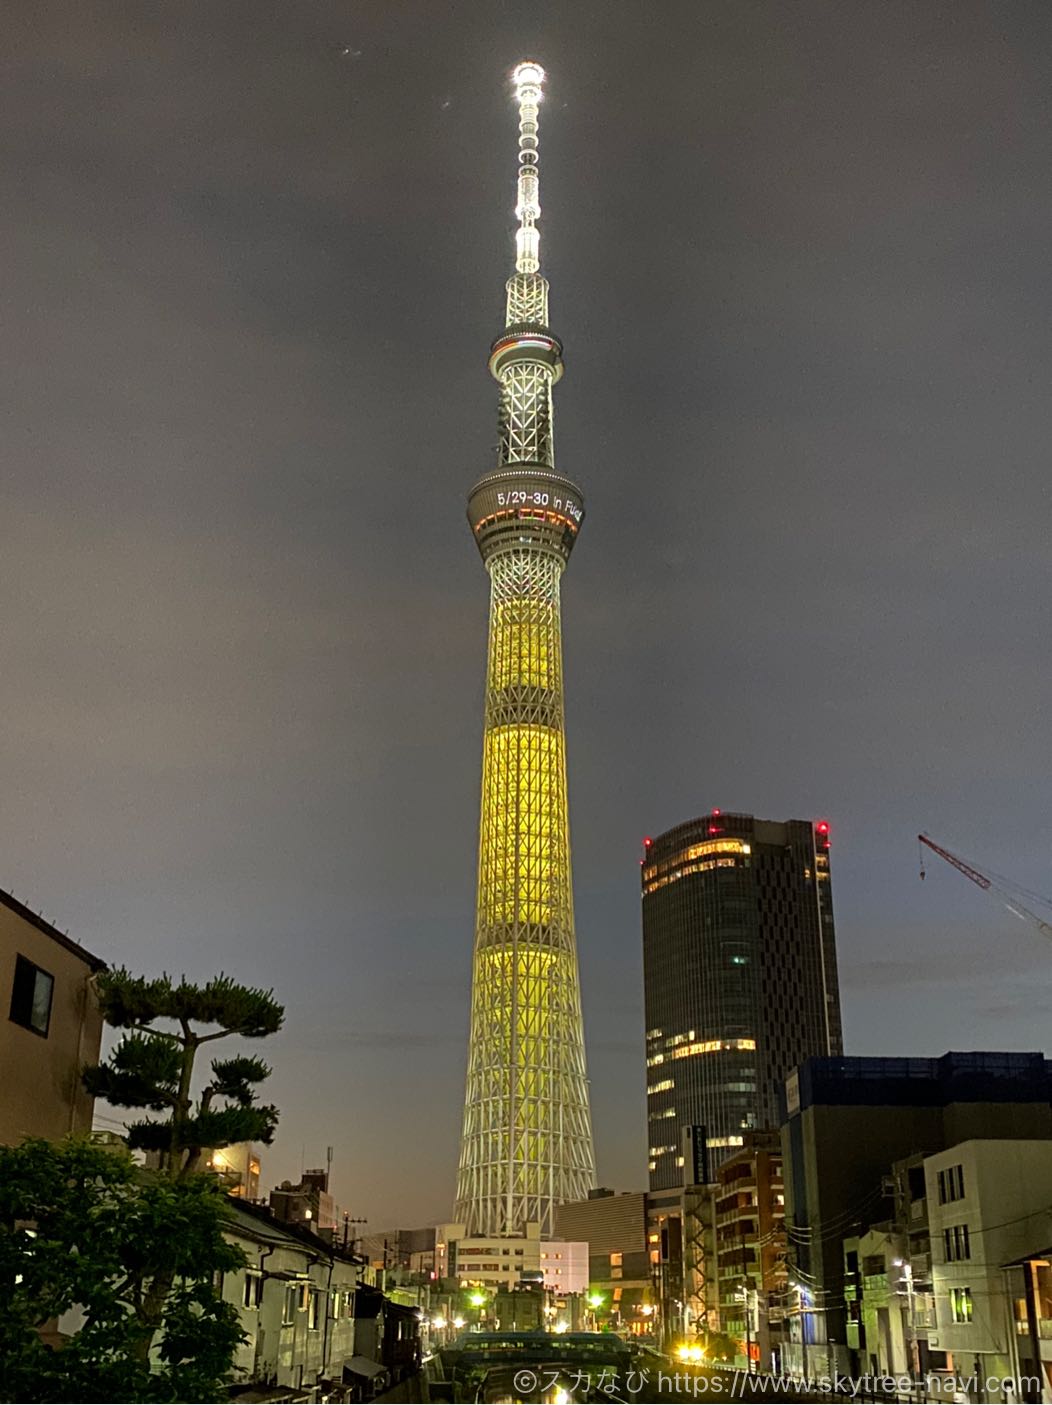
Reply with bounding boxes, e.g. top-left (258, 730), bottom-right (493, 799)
top-left (0, 897), bottom-right (103, 1144)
